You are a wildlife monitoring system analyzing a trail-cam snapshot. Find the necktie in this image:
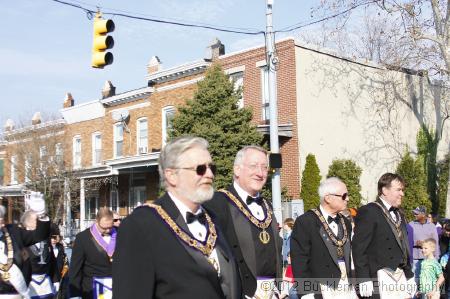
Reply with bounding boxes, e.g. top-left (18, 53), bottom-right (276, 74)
top-left (246, 196), bottom-right (263, 205)
top-left (327, 215), bottom-right (339, 224)
top-left (186, 211), bottom-right (207, 225)
top-left (389, 207), bottom-right (399, 212)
